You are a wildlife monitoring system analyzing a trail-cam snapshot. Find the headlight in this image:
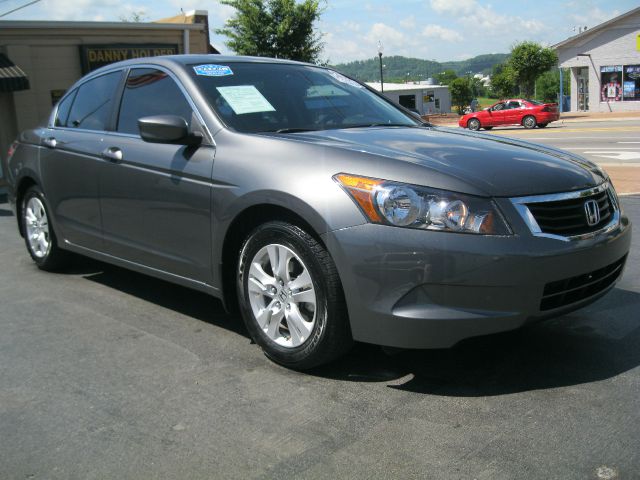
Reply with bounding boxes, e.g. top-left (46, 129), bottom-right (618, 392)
top-left (335, 173), bottom-right (512, 235)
